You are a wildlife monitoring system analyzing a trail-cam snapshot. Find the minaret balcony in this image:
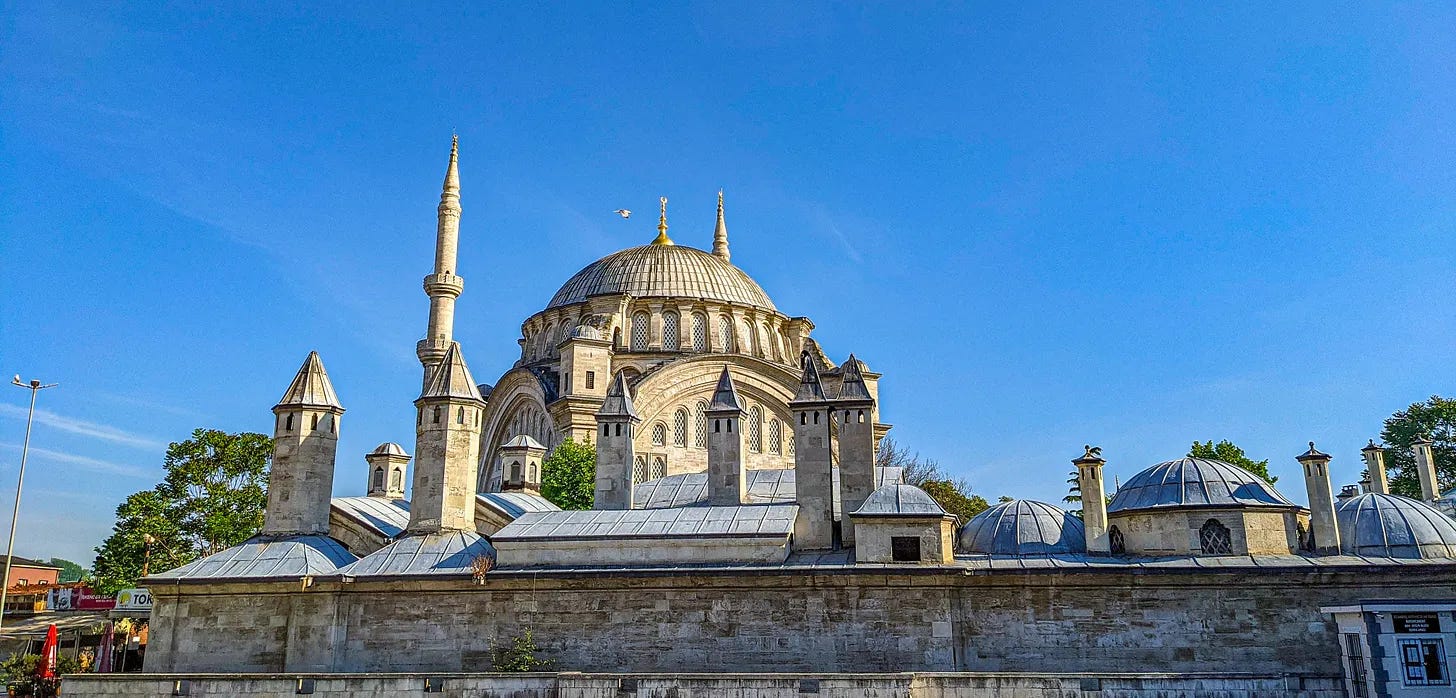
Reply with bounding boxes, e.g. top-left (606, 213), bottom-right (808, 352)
top-left (423, 273), bottom-right (464, 297)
